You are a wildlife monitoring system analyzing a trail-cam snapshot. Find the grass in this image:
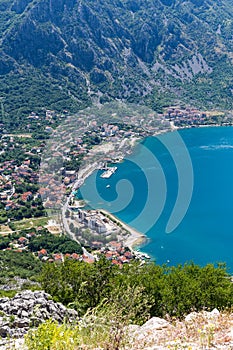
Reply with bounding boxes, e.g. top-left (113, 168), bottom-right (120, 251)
top-left (24, 309), bottom-right (233, 349)
top-left (0, 225), bottom-right (12, 234)
top-left (13, 217), bottom-right (49, 230)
